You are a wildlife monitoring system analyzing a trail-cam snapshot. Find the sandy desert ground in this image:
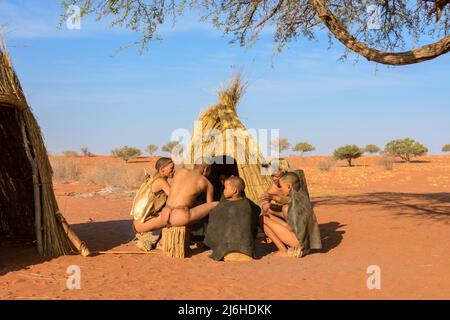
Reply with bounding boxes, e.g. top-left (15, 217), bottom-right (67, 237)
top-left (1, 155), bottom-right (449, 300)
